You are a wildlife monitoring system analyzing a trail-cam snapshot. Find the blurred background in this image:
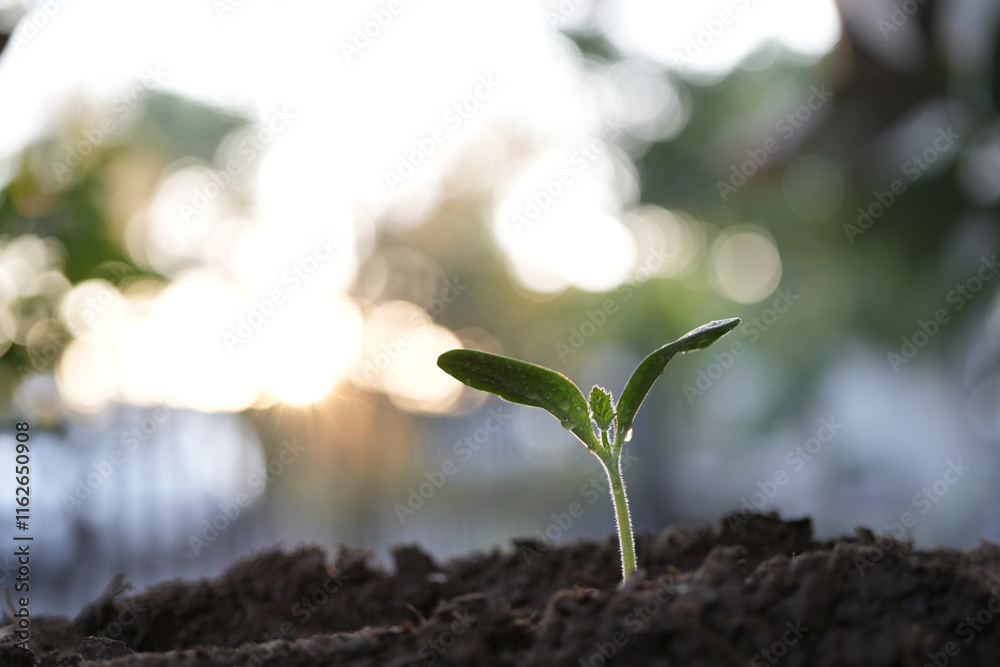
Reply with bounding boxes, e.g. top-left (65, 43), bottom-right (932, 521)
top-left (1, 0), bottom-right (999, 614)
